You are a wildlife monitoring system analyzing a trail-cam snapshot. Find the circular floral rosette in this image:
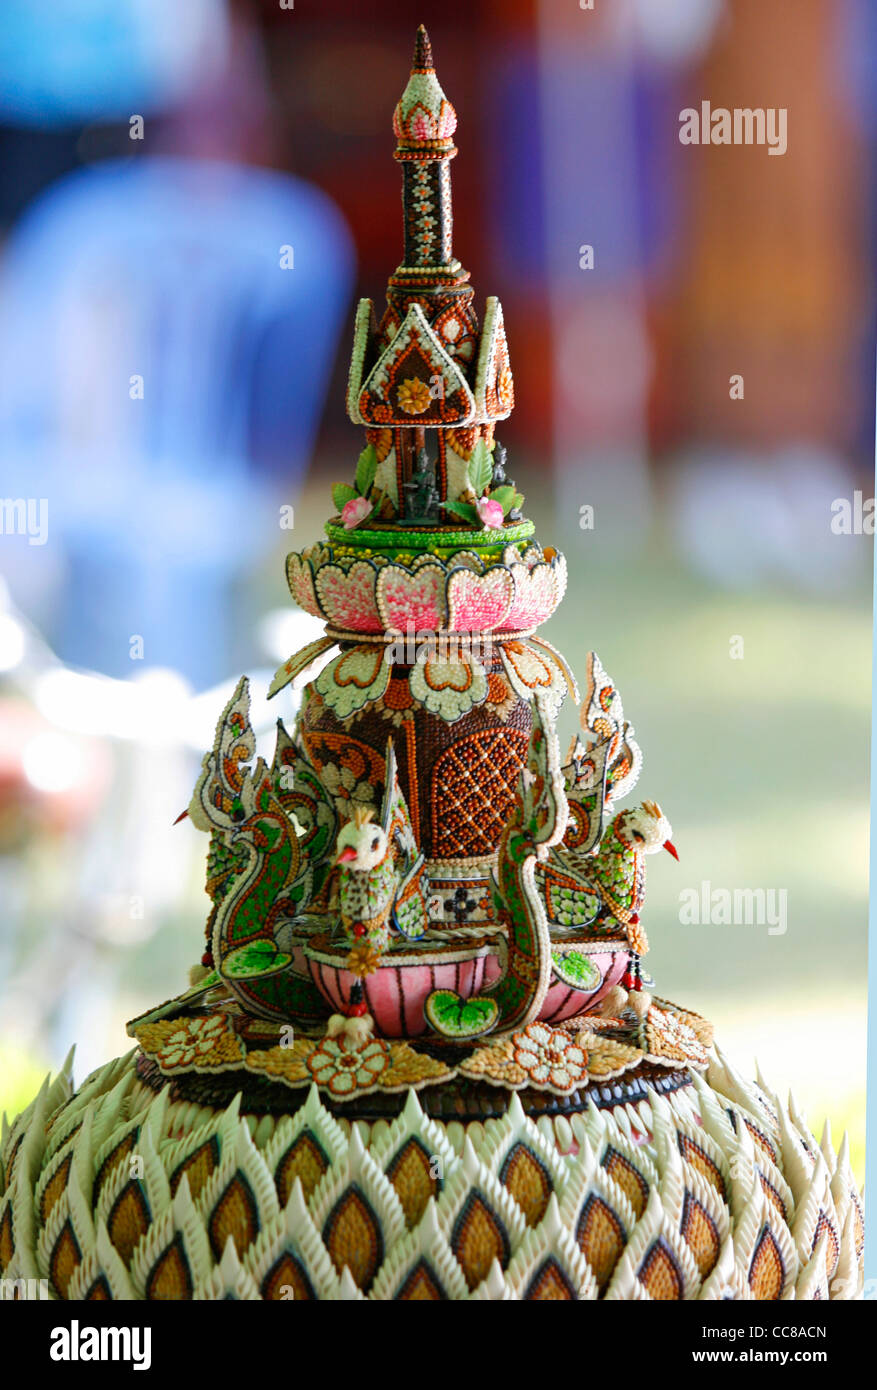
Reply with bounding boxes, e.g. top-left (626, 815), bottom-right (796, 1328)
top-left (133, 1012), bottom-right (245, 1075)
top-left (397, 377), bottom-right (432, 415)
top-left (318, 758), bottom-right (376, 812)
top-left (509, 1022), bottom-right (589, 1095)
top-left (643, 1001), bottom-right (711, 1068)
top-left (242, 1035), bottom-right (455, 1094)
top-left (306, 1036), bottom-right (392, 1097)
